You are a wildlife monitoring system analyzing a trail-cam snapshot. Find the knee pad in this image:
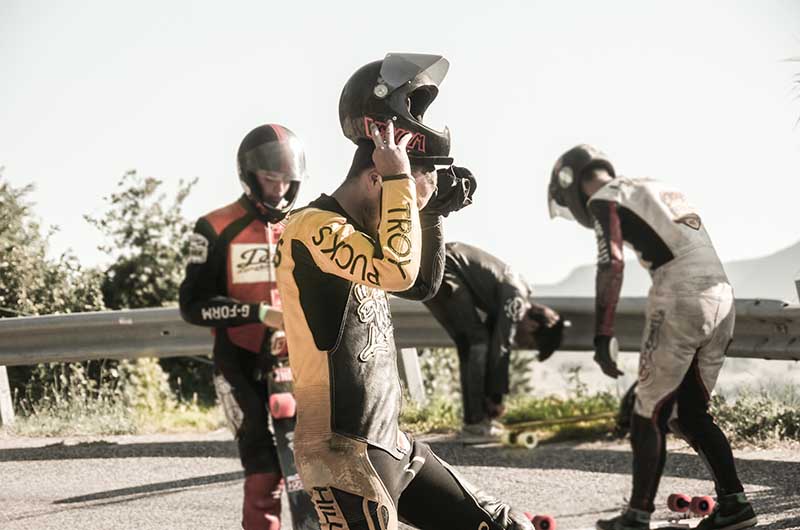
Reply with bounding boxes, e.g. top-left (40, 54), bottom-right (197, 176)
top-left (242, 473), bottom-right (283, 530)
top-left (214, 373), bottom-right (244, 436)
